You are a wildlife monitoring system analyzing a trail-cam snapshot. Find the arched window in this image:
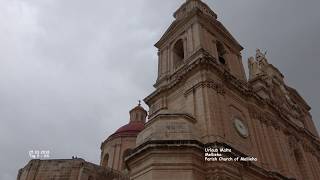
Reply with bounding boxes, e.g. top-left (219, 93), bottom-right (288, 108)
top-left (122, 149), bottom-right (132, 170)
top-left (173, 39), bottom-right (184, 69)
top-left (217, 41), bottom-right (226, 65)
top-left (101, 153), bottom-right (109, 168)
